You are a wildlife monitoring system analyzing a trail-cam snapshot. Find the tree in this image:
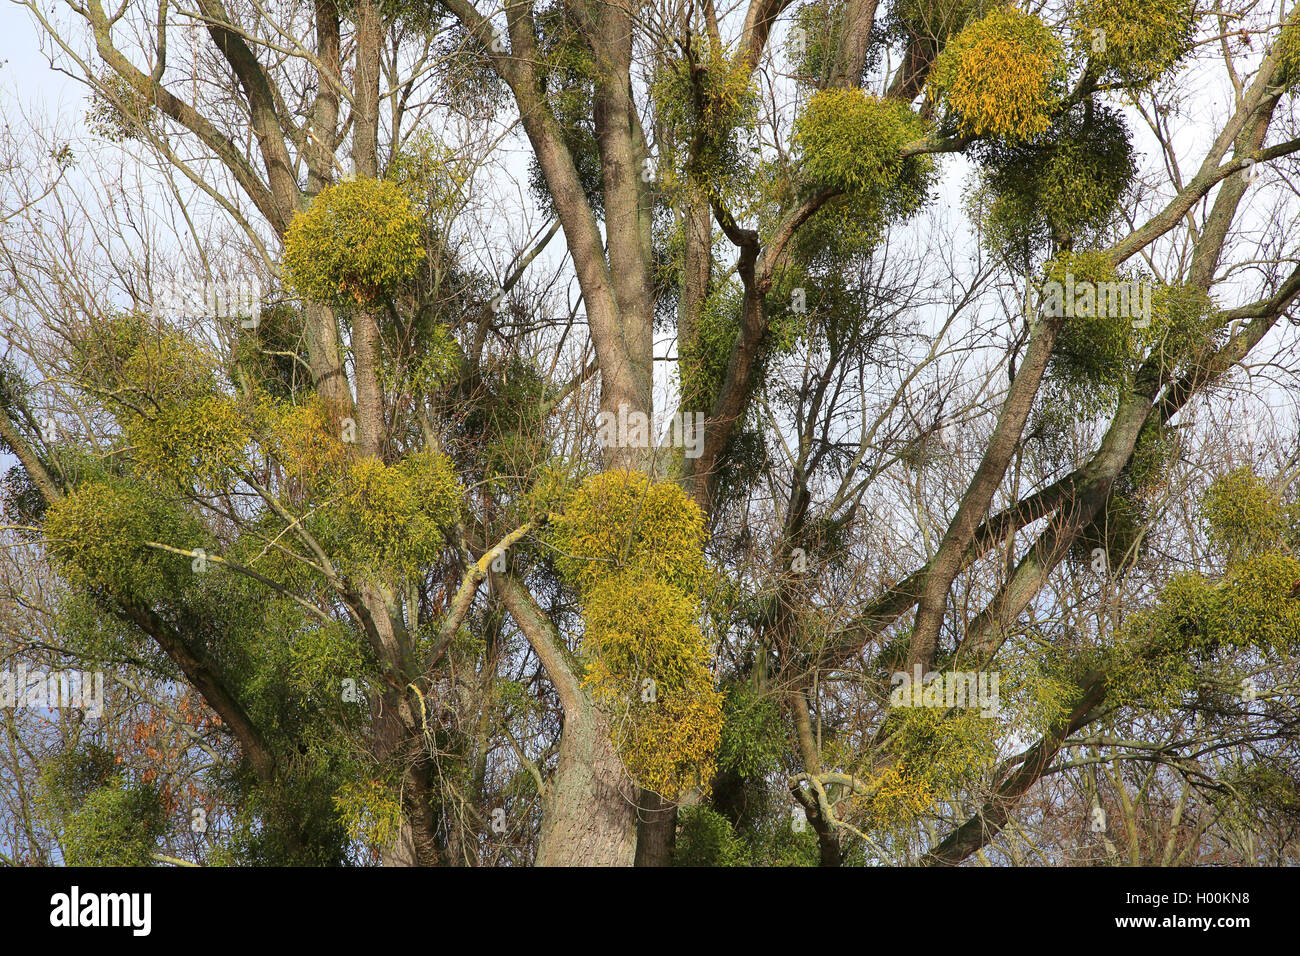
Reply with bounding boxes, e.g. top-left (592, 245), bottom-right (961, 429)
top-left (2, 0), bottom-right (1300, 866)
